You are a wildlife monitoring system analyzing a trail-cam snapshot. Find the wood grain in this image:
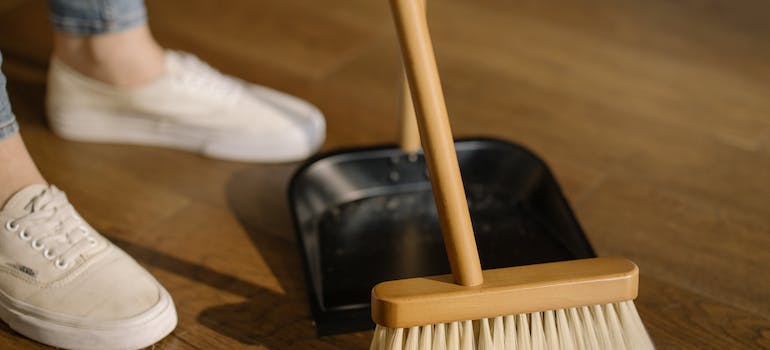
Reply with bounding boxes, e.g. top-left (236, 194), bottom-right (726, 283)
top-left (0, 0), bottom-right (768, 348)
